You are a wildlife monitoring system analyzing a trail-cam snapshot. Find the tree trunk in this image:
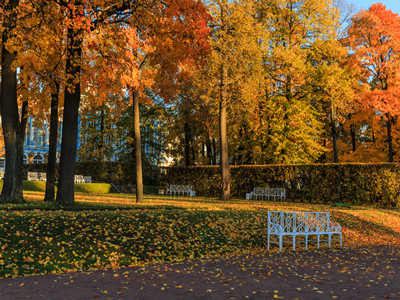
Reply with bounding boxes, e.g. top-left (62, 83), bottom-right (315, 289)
top-left (0, 0), bottom-right (24, 204)
top-left (330, 106), bottom-right (339, 163)
top-left (44, 81), bottom-right (60, 202)
top-left (133, 91), bottom-right (143, 203)
top-left (206, 137), bottom-right (211, 165)
top-left (386, 113), bottom-right (394, 162)
top-left (56, 24), bottom-right (82, 205)
top-left (212, 138), bottom-right (217, 165)
top-left (184, 121), bottom-right (191, 166)
top-left (219, 63), bottom-right (230, 201)
top-left (350, 124), bottom-right (356, 152)
top-left (218, 0), bottom-right (230, 201)
top-left (99, 107), bottom-right (104, 161)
